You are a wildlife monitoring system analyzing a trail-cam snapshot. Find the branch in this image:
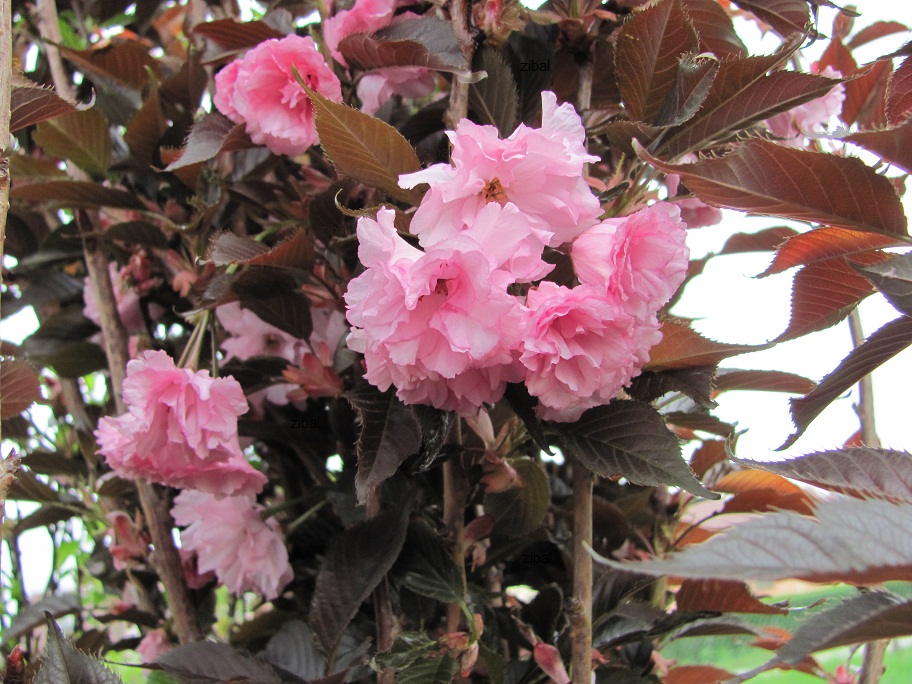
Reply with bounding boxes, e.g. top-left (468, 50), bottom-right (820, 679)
top-left (569, 43), bottom-right (595, 684)
top-left (366, 490), bottom-right (396, 684)
top-left (444, 0), bottom-right (473, 129)
top-left (33, 0), bottom-right (76, 101)
top-left (77, 212), bottom-right (203, 644)
top-left (1, 0), bottom-right (11, 311)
